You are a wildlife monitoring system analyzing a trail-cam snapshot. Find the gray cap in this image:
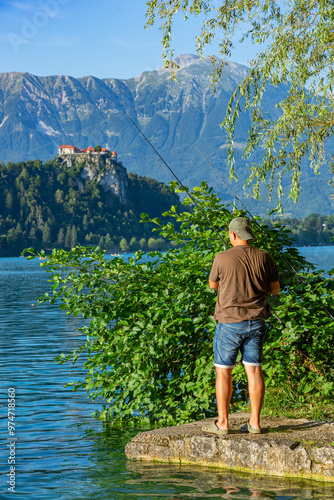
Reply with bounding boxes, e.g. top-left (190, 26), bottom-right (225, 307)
top-left (229, 217), bottom-right (255, 241)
